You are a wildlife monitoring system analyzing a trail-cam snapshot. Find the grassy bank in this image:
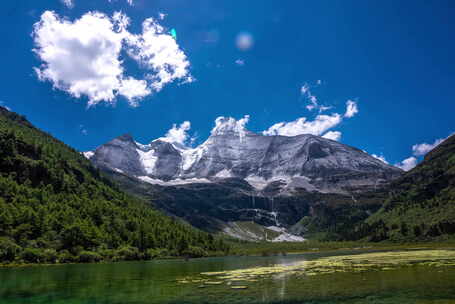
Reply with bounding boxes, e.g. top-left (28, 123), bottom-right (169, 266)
top-left (227, 239), bottom-right (455, 257)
